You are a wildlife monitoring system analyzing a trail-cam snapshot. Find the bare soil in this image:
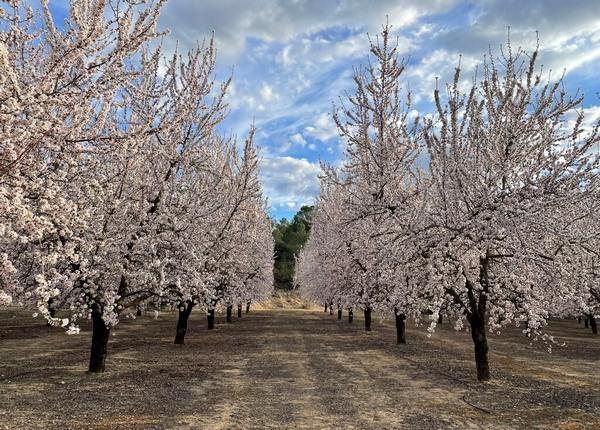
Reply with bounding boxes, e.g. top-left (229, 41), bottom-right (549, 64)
top-left (0, 306), bottom-right (599, 429)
